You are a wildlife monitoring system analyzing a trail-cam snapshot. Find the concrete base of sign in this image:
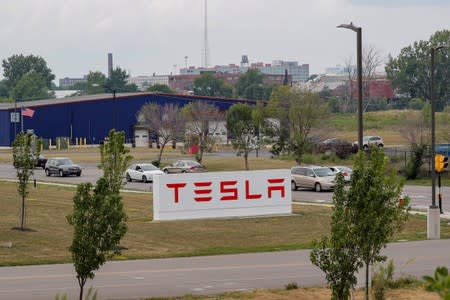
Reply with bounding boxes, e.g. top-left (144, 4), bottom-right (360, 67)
top-left (427, 206), bottom-right (440, 239)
